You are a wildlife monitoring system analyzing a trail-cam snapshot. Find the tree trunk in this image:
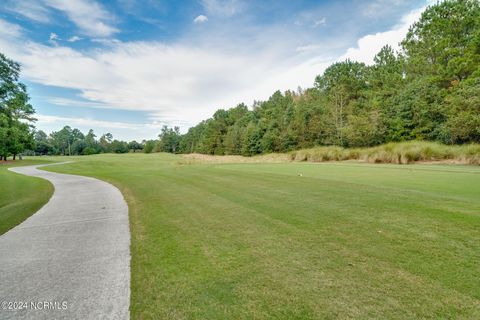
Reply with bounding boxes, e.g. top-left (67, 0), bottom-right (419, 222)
top-left (13, 154), bottom-right (16, 160)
